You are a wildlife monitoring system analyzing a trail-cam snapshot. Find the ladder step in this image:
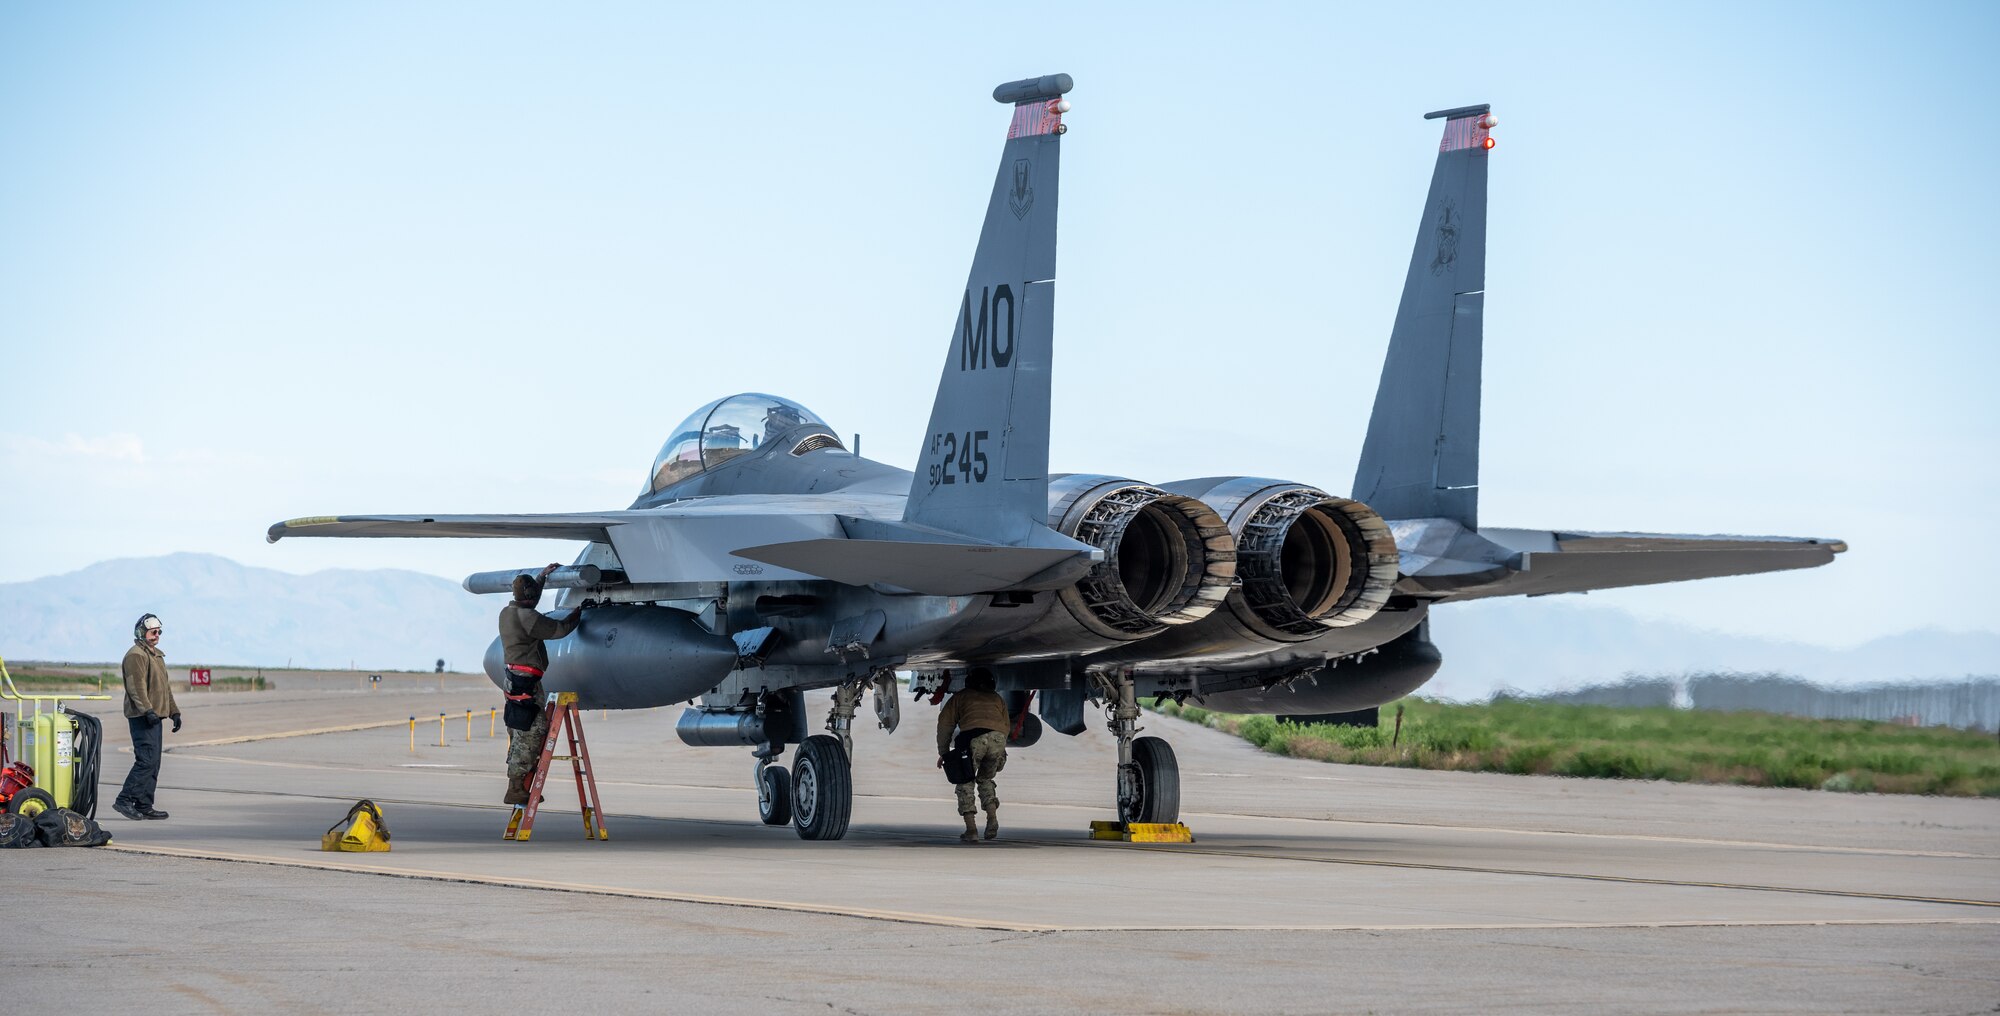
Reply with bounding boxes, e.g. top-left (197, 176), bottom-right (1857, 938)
top-left (503, 696), bottom-right (610, 843)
